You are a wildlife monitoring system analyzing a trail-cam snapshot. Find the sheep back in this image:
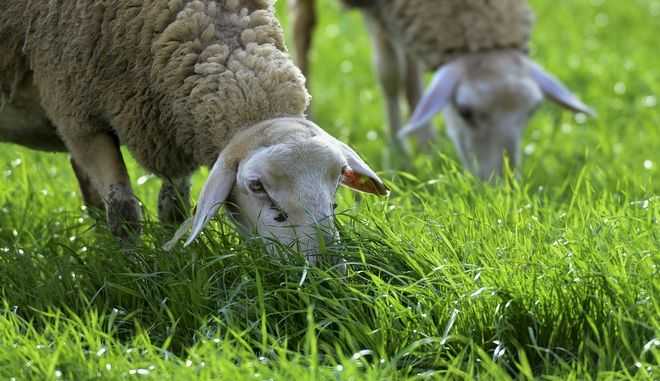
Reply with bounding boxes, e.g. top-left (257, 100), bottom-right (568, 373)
top-left (0, 0), bottom-right (309, 178)
top-left (368, 0), bottom-right (535, 69)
